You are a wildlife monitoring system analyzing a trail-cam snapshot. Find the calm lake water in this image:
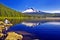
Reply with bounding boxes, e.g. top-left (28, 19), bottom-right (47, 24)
top-left (8, 20), bottom-right (60, 40)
